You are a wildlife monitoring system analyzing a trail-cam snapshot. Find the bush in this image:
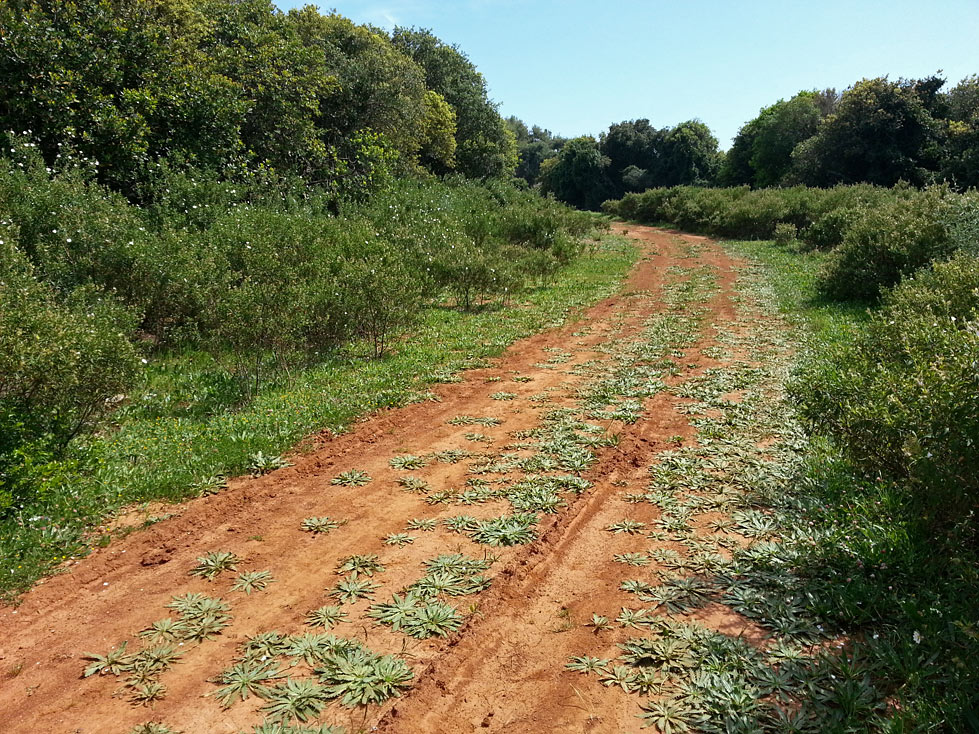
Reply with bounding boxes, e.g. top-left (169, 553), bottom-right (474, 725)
top-left (335, 236), bottom-right (428, 357)
top-left (800, 207), bottom-right (861, 250)
top-left (773, 222), bottom-right (797, 244)
top-left (792, 253), bottom-right (979, 525)
top-left (0, 232), bottom-right (139, 512)
top-left (817, 186), bottom-right (962, 301)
